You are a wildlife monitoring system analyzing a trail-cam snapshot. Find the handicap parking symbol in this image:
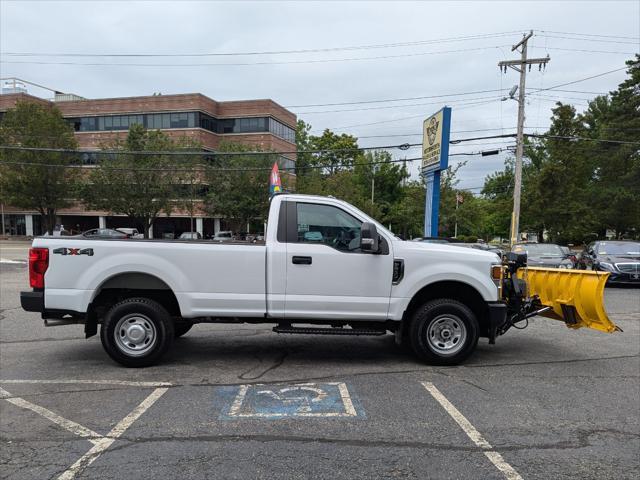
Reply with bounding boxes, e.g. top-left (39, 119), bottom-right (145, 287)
top-left (217, 382), bottom-right (364, 419)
